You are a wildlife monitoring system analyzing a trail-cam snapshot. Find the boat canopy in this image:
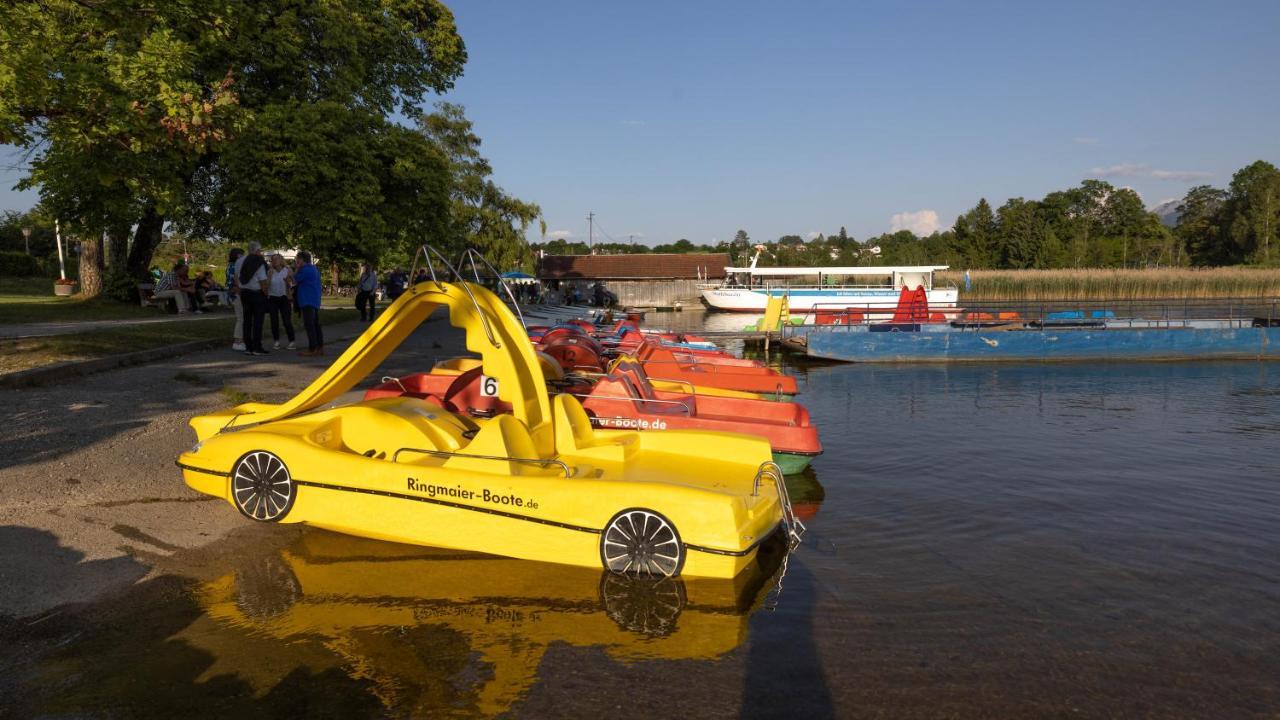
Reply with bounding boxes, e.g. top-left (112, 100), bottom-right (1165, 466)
top-left (723, 265), bottom-right (950, 289)
top-left (722, 265), bottom-right (949, 276)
